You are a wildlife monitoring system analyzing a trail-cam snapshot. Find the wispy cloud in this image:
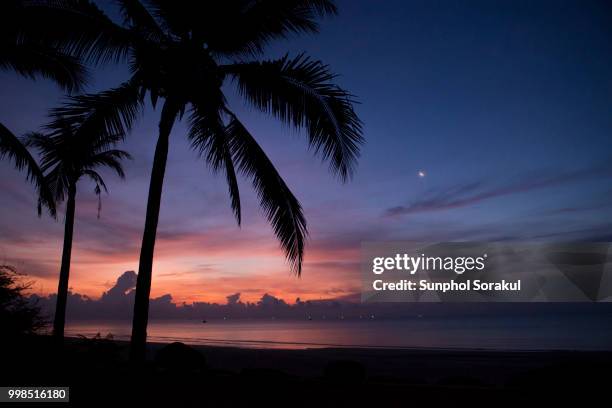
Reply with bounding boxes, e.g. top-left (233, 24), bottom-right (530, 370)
top-left (385, 164), bottom-right (612, 217)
